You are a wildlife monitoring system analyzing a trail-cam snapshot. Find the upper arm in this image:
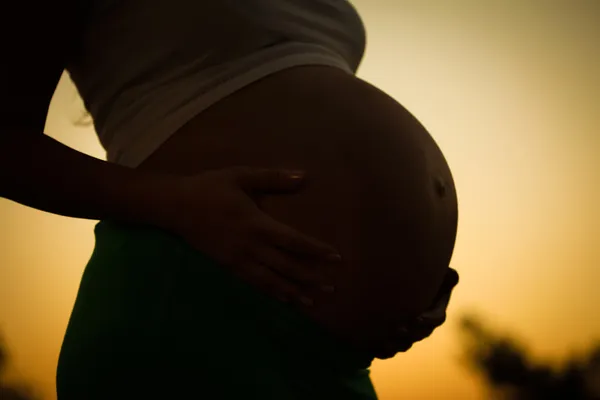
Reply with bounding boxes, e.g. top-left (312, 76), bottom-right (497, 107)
top-left (1, 1), bottom-right (81, 133)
